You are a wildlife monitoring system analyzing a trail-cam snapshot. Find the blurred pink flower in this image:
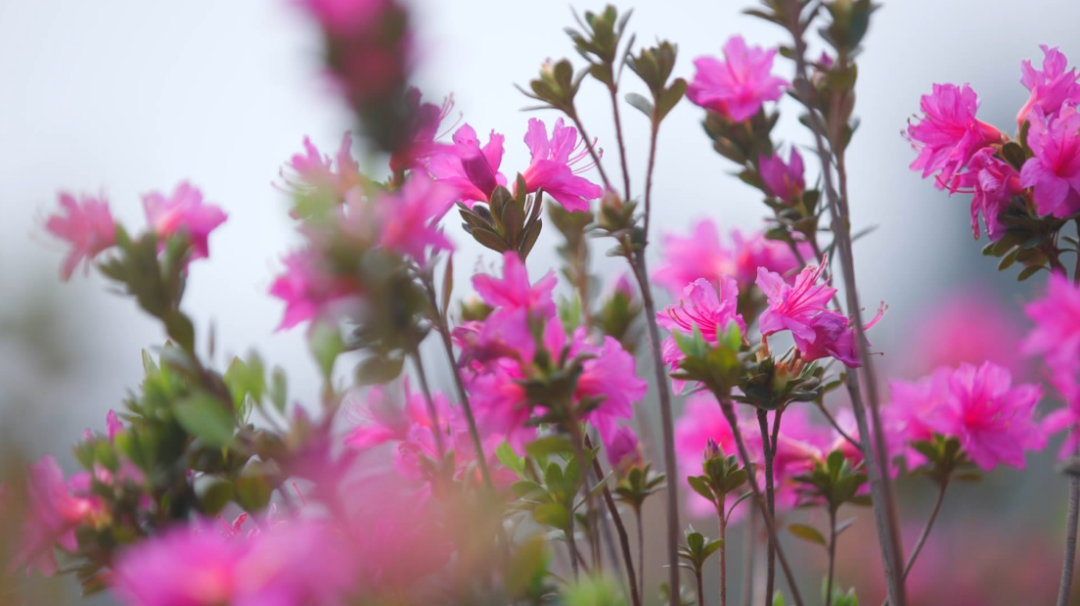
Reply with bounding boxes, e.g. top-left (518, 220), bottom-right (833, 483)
top-left (1024, 272), bottom-right (1080, 394)
top-left (675, 393), bottom-right (741, 518)
top-left (468, 360), bottom-right (533, 454)
top-left (376, 174), bottom-right (456, 264)
top-left (45, 192), bottom-right (116, 280)
top-left (389, 88), bottom-right (457, 174)
top-left (520, 117), bottom-right (604, 212)
top-left (1017, 45), bottom-right (1080, 125)
top-left (576, 335), bottom-right (647, 439)
top-left (427, 123), bottom-right (506, 206)
top-left (925, 362), bottom-right (1045, 471)
top-left (948, 147), bottom-right (1022, 240)
top-left (907, 83), bottom-right (1002, 189)
top-left (142, 182), bottom-right (227, 261)
top-left (759, 147), bottom-right (805, 204)
top-left (473, 251), bottom-right (557, 317)
top-left (20, 456), bottom-right (100, 576)
top-left (730, 229), bottom-right (806, 290)
top-left (106, 410), bottom-right (124, 441)
top-left (297, 0), bottom-right (390, 35)
top-left (658, 277), bottom-right (746, 394)
top-left (279, 132), bottom-right (364, 204)
top-left (687, 35), bottom-right (789, 122)
top-left (604, 426), bottom-right (644, 472)
top-left (111, 520), bottom-right (352, 606)
top-left (884, 367), bottom-right (952, 471)
top-left (270, 248), bottom-right (361, 331)
top-left (908, 289), bottom-right (1024, 376)
top-left (1020, 105), bottom-right (1080, 218)
top-left (654, 219), bottom-right (736, 295)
